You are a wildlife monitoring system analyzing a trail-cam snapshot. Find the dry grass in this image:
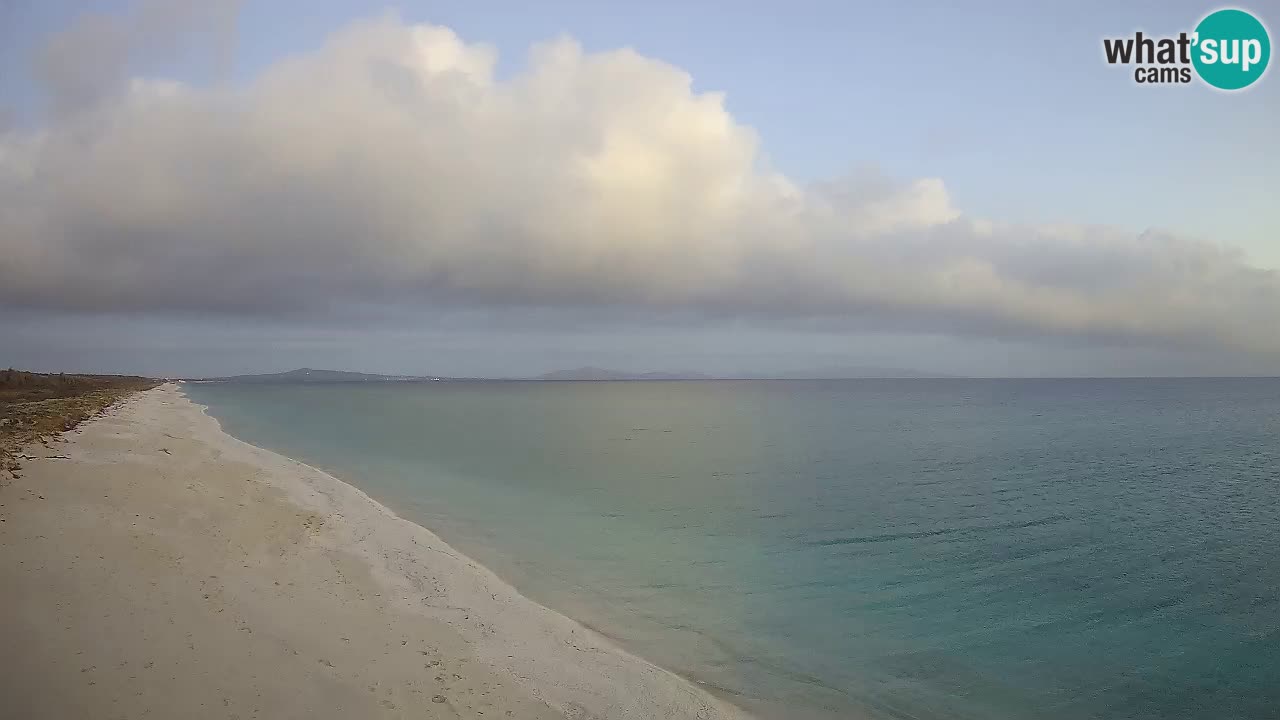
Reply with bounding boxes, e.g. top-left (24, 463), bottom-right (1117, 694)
top-left (0, 370), bottom-right (160, 479)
